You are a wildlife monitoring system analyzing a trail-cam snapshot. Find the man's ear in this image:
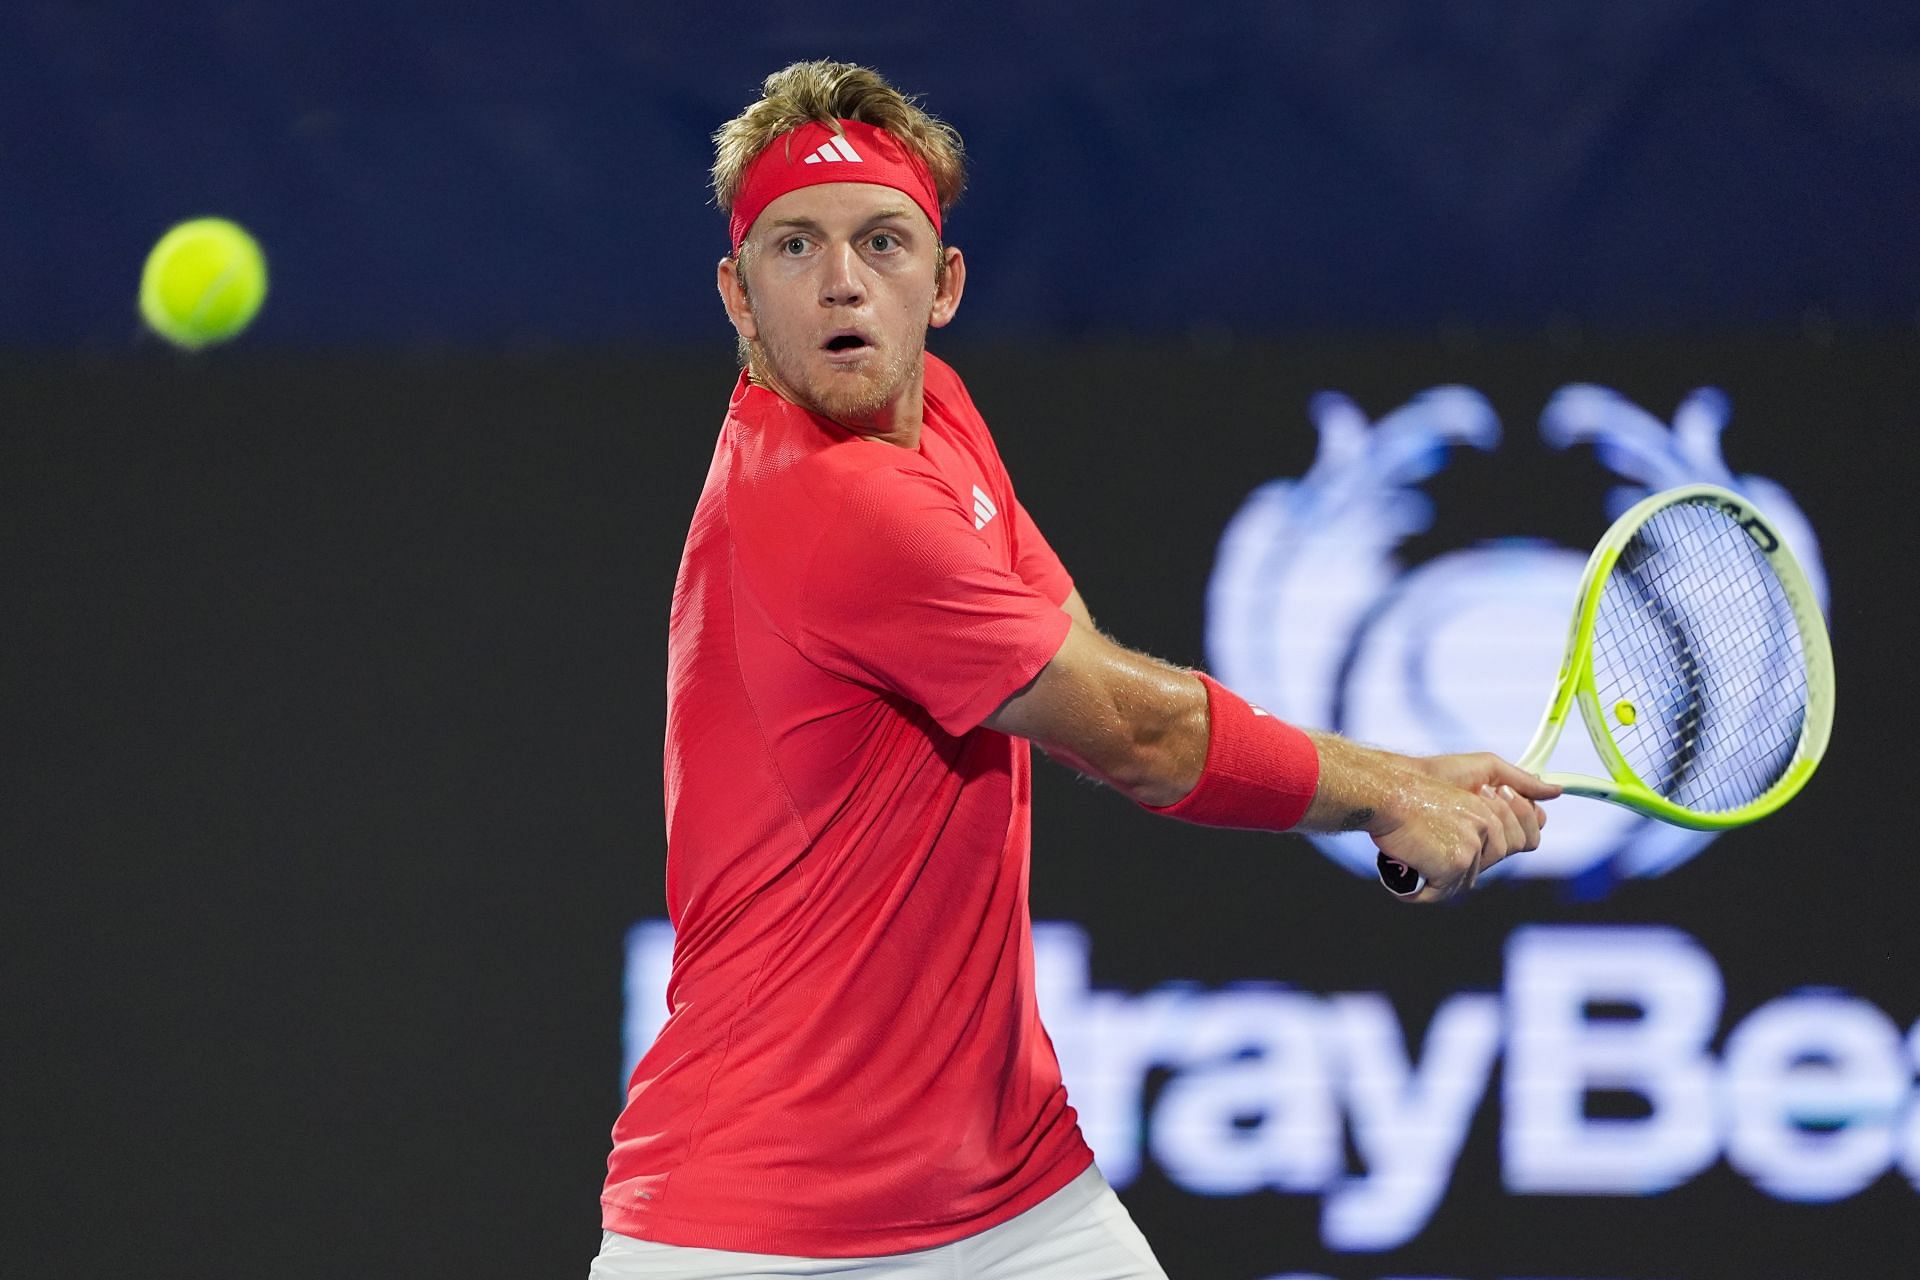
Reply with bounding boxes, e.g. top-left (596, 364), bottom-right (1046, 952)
top-left (717, 254), bottom-right (758, 342)
top-left (929, 245), bottom-right (966, 330)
